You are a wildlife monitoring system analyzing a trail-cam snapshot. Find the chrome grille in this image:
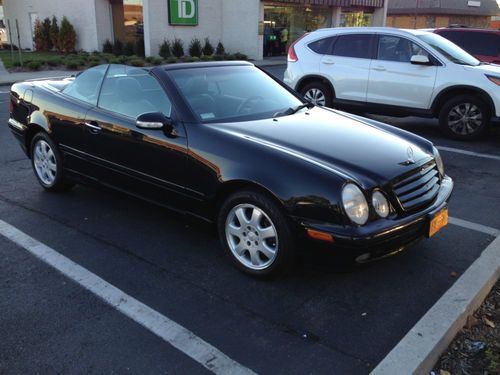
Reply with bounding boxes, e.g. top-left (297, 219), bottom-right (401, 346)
top-left (393, 162), bottom-right (440, 211)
